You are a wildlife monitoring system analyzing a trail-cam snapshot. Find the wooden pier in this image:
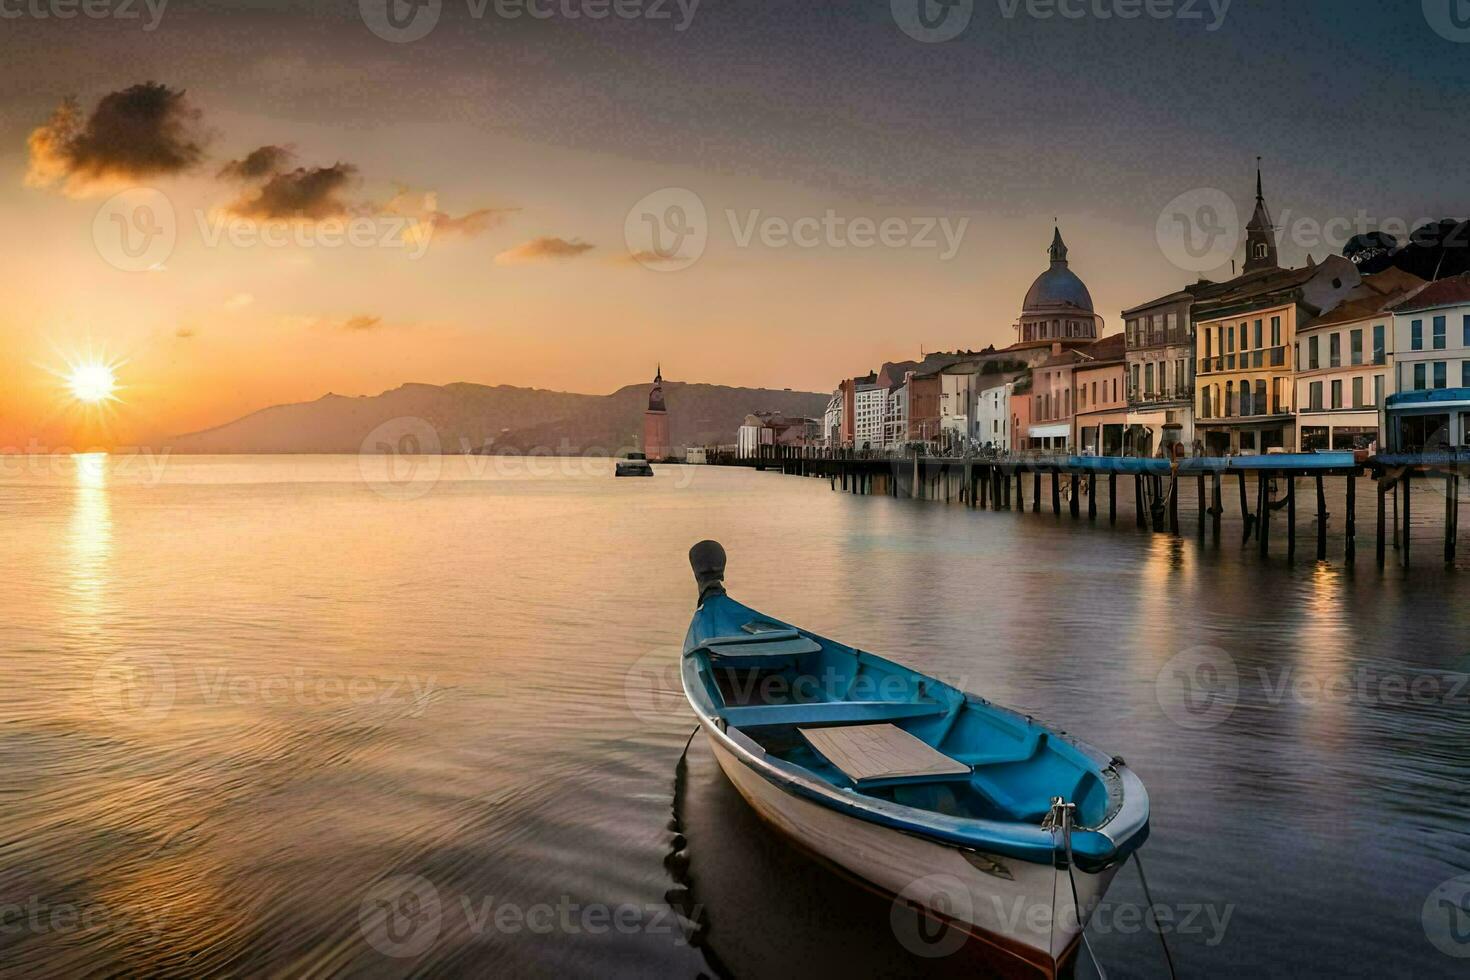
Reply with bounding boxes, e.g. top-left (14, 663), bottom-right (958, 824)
top-left (727, 447), bottom-right (1470, 568)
